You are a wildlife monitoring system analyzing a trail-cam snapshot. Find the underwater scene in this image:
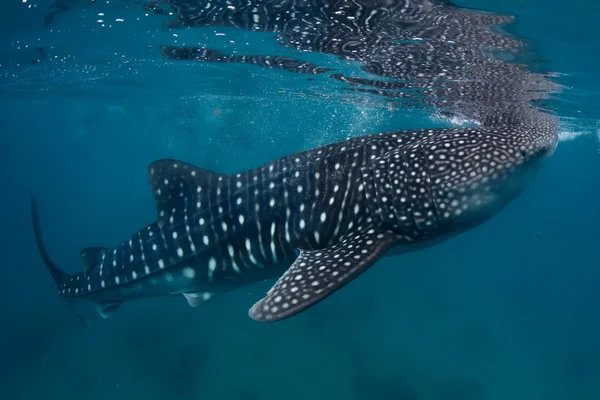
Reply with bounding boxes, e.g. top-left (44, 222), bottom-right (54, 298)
top-left (1, 0), bottom-right (599, 399)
